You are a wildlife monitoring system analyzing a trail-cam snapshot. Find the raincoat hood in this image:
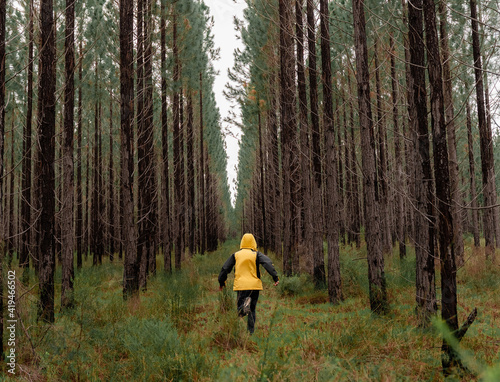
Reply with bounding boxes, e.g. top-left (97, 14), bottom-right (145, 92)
top-left (240, 233), bottom-right (257, 251)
